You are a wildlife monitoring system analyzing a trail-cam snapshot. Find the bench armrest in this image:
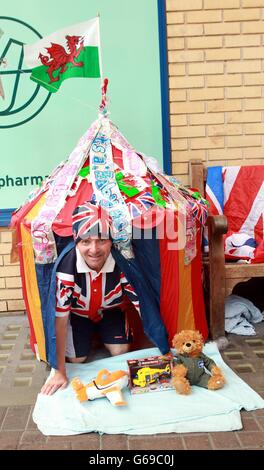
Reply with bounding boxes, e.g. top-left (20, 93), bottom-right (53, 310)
top-left (207, 215), bottom-right (228, 236)
top-left (206, 215), bottom-right (227, 339)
